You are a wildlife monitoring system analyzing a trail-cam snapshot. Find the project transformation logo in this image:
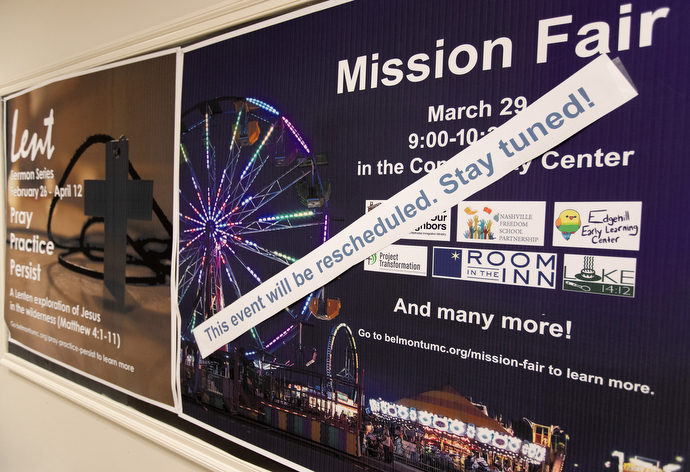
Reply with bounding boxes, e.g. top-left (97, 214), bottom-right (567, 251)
top-left (365, 244), bottom-right (427, 277)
